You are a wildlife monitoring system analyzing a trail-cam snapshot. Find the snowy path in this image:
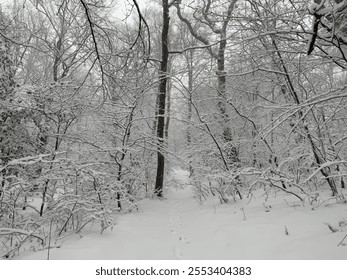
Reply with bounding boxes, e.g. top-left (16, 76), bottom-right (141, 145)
top-left (16, 169), bottom-right (347, 259)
